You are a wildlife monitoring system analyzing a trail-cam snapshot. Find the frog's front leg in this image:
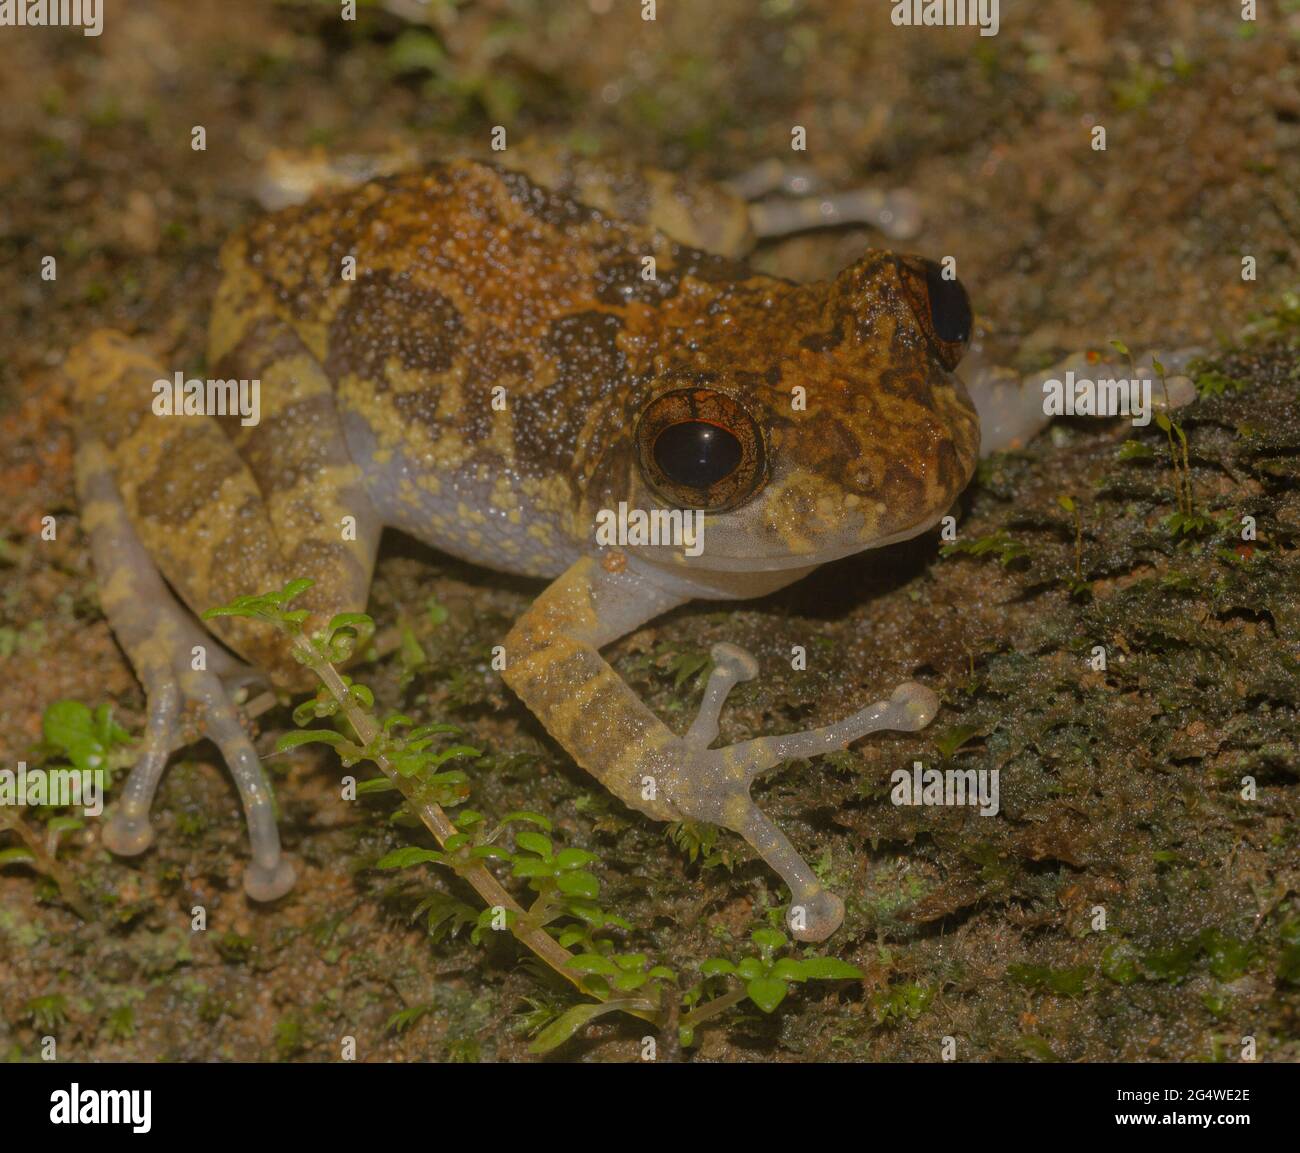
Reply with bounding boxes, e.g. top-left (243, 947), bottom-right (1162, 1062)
top-left (963, 344), bottom-right (1202, 457)
top-left (503, 557), bottom-right (937, 942)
